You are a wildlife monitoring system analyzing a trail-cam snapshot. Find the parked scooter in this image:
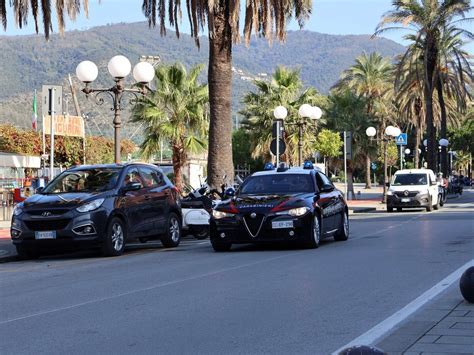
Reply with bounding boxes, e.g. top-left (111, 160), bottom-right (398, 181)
top-left (181, 185), bottom-right (213, 240)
